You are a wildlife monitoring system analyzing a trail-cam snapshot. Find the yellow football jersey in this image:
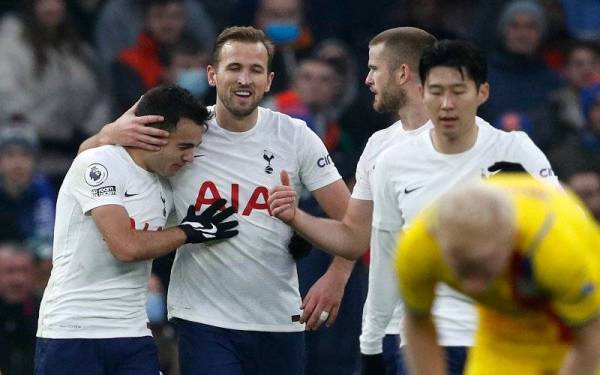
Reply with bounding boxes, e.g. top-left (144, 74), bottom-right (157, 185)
top-left (395, 175), bottom-right (600, 374)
